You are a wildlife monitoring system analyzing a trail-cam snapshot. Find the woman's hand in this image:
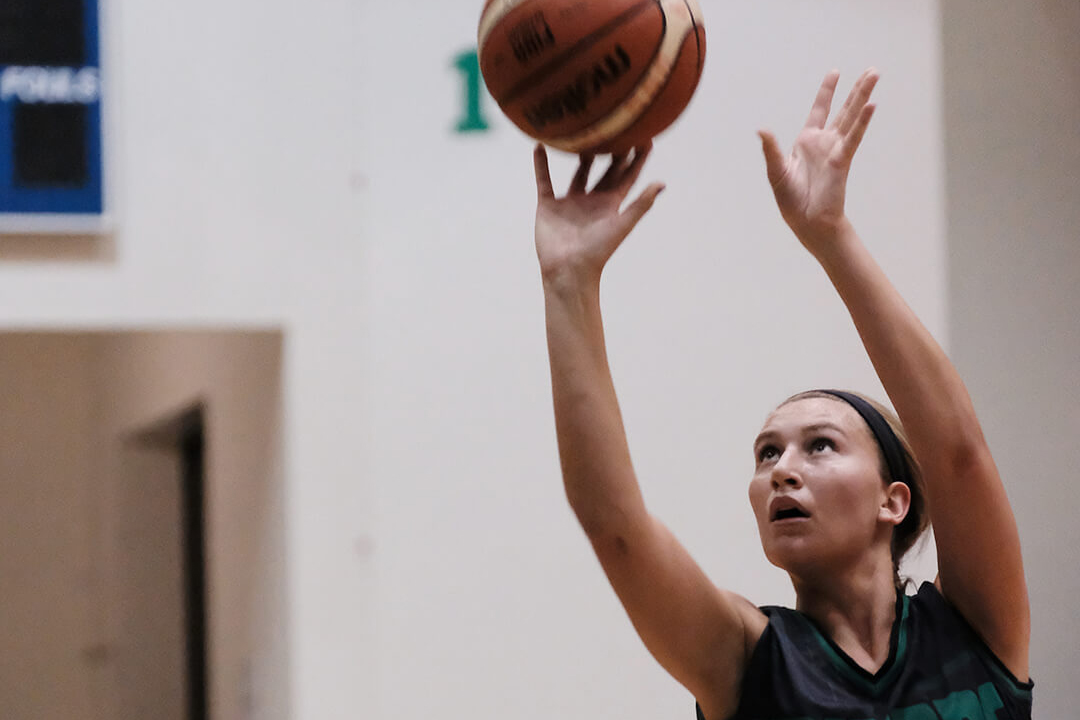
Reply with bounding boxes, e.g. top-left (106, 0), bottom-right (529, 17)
top-left (534, 143), bottom-right (665, 286)
top-left (759, 69), bottom-right (878, 257)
